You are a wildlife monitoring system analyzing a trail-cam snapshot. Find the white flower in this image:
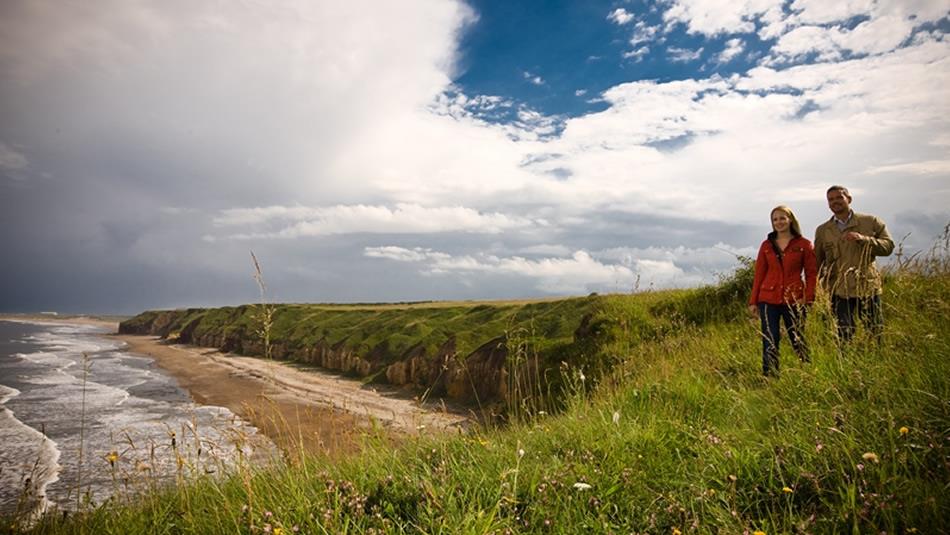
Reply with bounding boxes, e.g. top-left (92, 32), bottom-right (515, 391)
top-left (573, 482), bottom-right (592, 490)
top-left (612, 411), bottom-right (620, 425)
